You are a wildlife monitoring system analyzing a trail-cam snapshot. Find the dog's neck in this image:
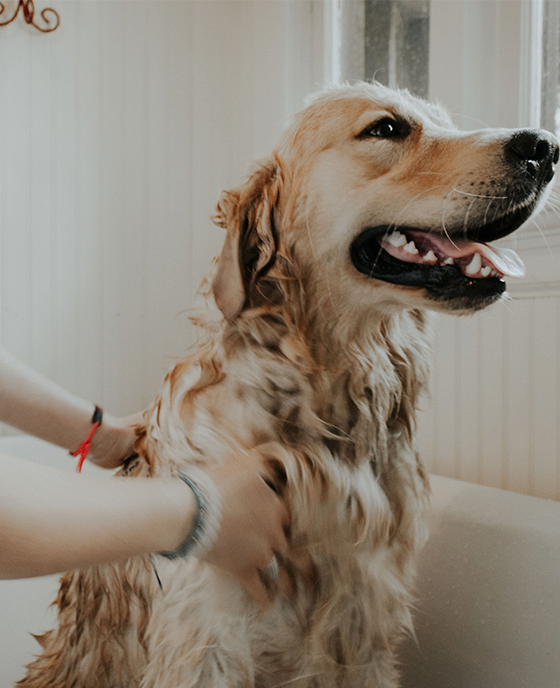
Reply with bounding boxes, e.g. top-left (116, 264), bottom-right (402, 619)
top-left (309, 306), bottom-right (433, 465)
top-left (222, 295), bottom-right (433, 467)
